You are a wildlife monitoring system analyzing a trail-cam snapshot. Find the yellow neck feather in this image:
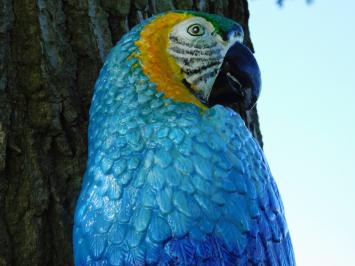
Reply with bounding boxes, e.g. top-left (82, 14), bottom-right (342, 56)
top-left (135, 13), bottom-right (206, 109)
